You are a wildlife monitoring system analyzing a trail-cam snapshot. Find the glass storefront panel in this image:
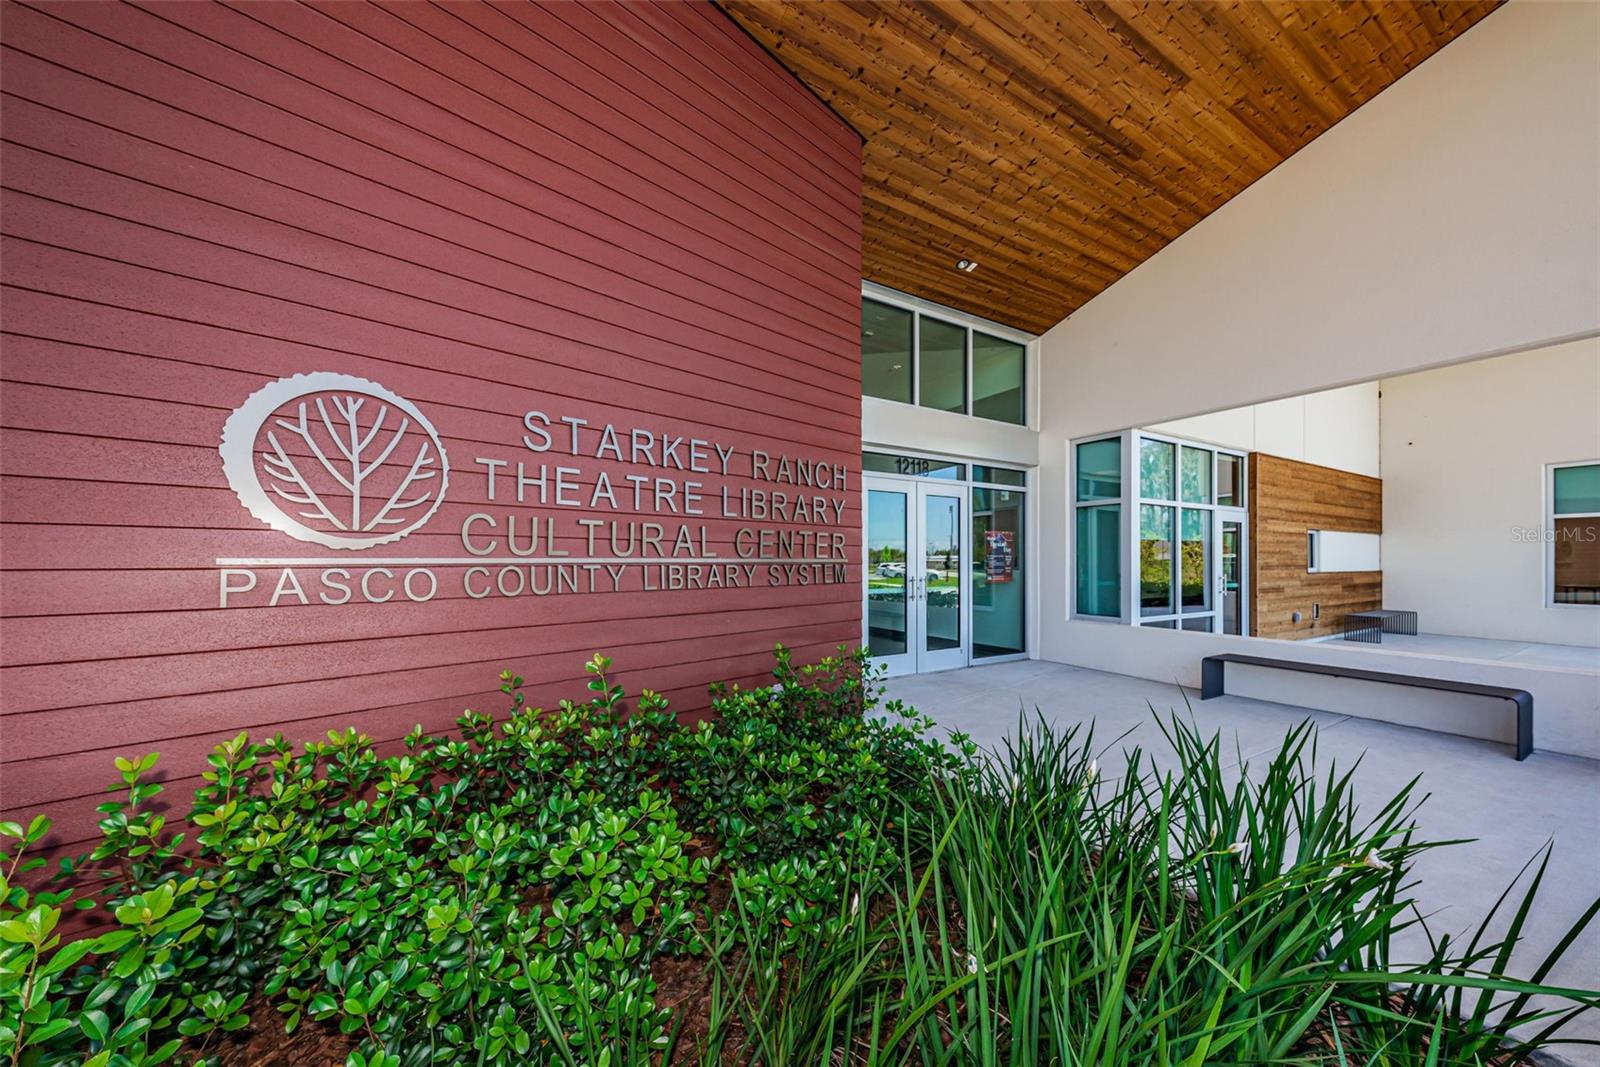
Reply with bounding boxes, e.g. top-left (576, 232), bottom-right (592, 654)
top-left (1140, 504), bottom-right (1175, 616)
top-left (1181, 446), bottom-right (1212, 504)
top-left (1217, 453), bottom-right (1244, 507)
top-left (1075, 504), bottom-right (1120, 618)
top-left (918, 318), bottom-right (966, 414)
top-left (971, 332), bottom-right (1025, 424)
top-left (973, 465), bottom-right (1026, 487)
top-left (1181, 508), bottom-right (1209, 612)
top-left (973, 487), bottom-right (1024, 656)
top-left (861, 299), bottom-right (912, 403)
top-left (1076, 438), bottom-right (1121, 501)
top-left (1140, 438), bottom-right (1174, 500)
